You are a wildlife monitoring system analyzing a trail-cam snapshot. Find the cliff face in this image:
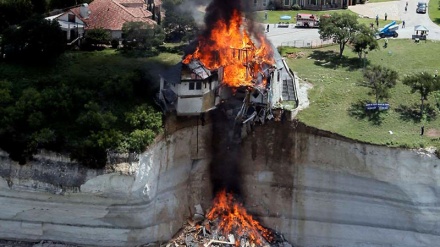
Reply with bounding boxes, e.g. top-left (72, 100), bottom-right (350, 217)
top-left (0, 123), bottom-right (213, 247)
top-left (0, 120), bottom-right (439, 247)
top-left (240, 121), bottom-right (440, 247)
